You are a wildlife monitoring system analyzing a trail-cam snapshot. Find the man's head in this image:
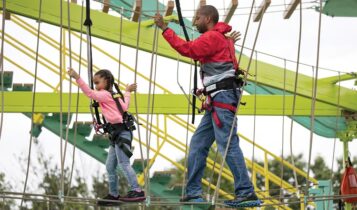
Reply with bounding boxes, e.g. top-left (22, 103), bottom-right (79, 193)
top-left (194, 5), bottom-right (219, 33)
